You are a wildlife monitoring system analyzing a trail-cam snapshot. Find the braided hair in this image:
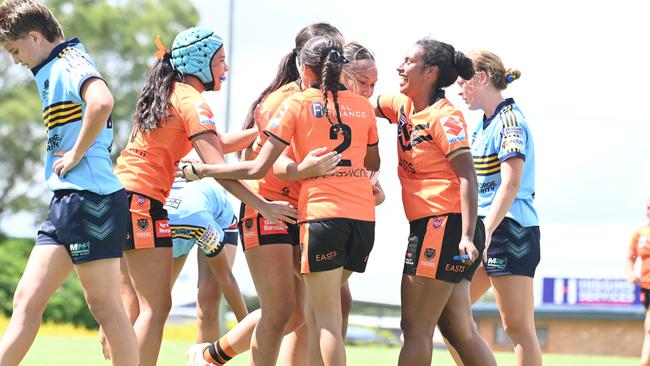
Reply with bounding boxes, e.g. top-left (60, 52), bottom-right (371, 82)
top-left (299, 36), bottom-right (347, 133)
